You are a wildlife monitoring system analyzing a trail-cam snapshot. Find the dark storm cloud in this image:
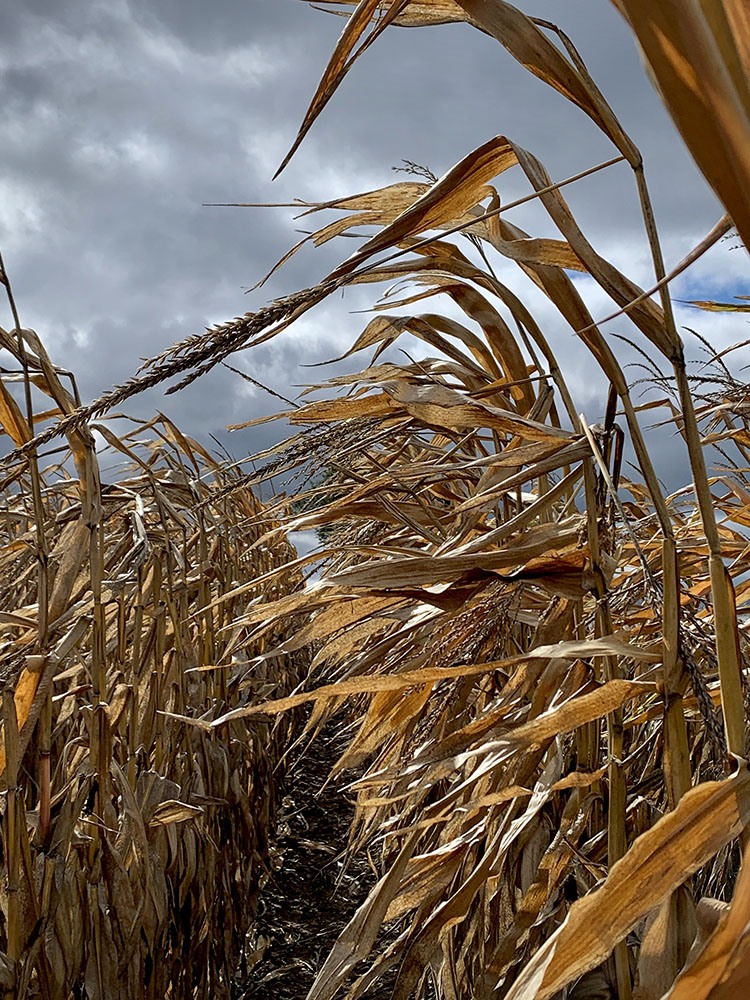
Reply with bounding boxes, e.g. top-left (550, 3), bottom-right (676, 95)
top-left (0, 0), bottom-right (746, 484)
